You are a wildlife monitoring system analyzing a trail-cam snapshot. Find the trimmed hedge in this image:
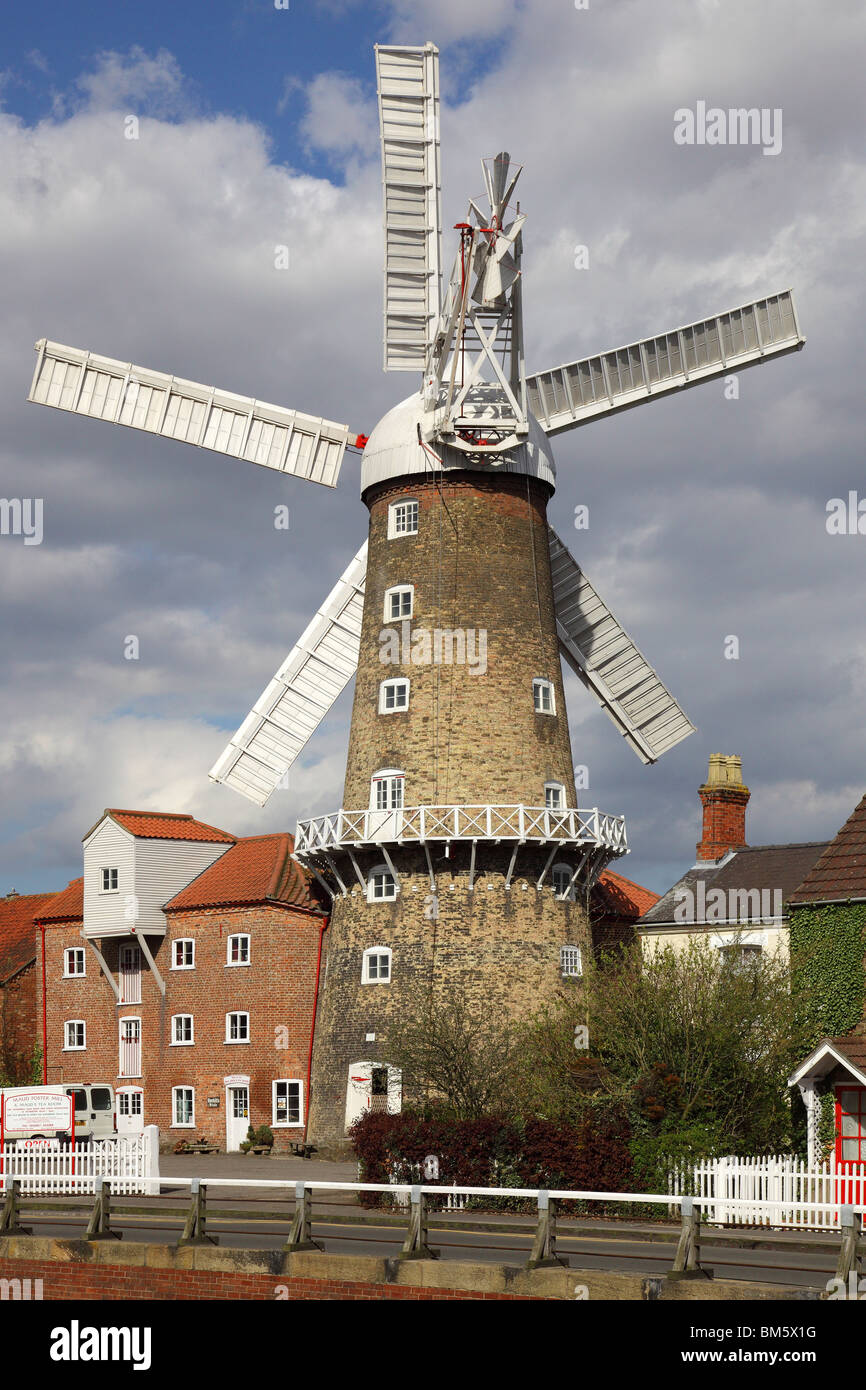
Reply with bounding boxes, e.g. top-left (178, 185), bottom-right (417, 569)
top-left (350, 1108), bottom-right (634, 1211)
